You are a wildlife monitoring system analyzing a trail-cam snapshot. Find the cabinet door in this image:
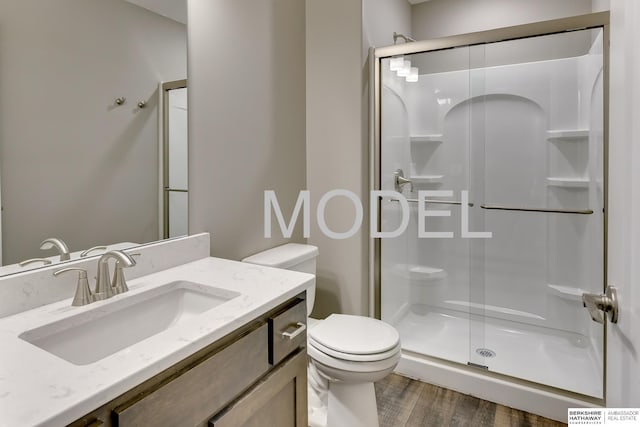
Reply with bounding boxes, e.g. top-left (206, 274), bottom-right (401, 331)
top-left (209, 349), bottom-right (308, 427)
top-left (114, 324), bottom-right (269, 427)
